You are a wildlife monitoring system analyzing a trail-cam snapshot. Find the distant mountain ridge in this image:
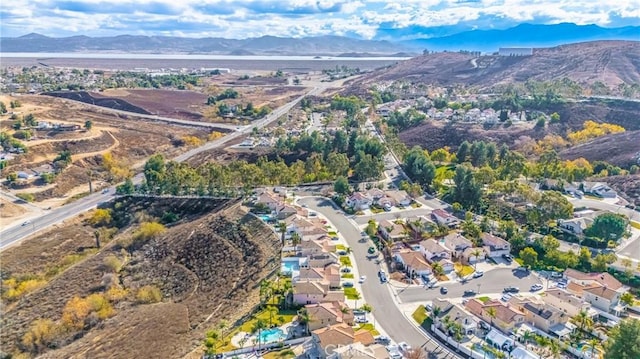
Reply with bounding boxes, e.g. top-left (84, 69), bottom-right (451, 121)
top-left (1, 23), bottom-right (638, 55)
top-left (403, 23), bottom-right (640, 52)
